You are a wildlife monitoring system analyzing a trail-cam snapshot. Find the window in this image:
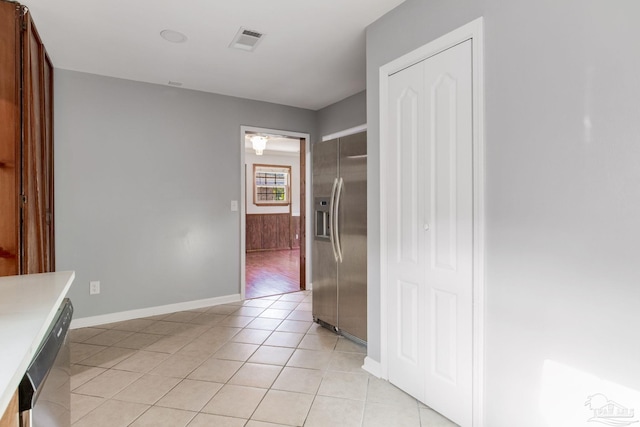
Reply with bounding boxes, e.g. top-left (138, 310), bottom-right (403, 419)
top-left (253, 164), bottom-right (291, 206)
